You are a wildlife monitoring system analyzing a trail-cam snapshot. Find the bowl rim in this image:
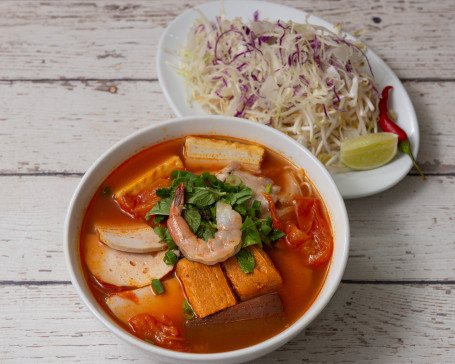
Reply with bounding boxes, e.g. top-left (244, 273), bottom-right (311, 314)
top-left (64, 115), bottom-right (349, 362)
